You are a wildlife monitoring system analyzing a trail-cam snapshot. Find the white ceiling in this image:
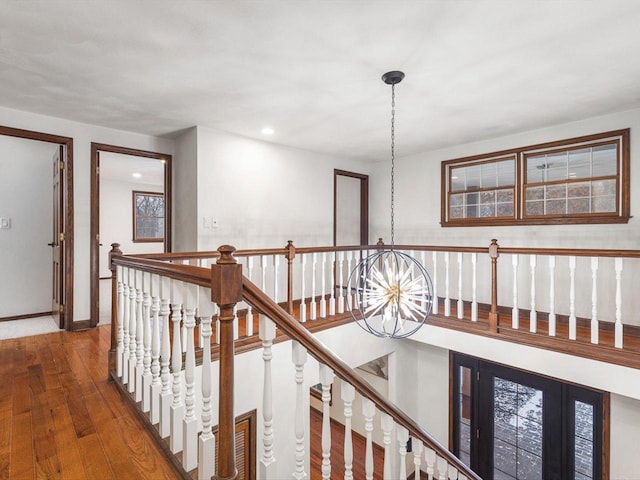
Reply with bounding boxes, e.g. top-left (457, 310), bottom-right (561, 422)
top-left (99, 152), bottom-right (165, 186)
top-left (1, 1), bottom-right (640, 162)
